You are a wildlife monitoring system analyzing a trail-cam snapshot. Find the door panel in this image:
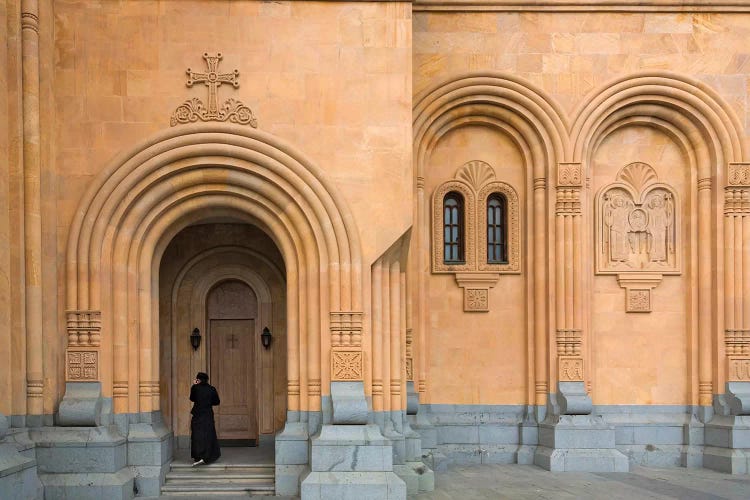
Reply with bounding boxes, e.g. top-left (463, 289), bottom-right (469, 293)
top-left (209, 318), bottom-right (257, 442)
